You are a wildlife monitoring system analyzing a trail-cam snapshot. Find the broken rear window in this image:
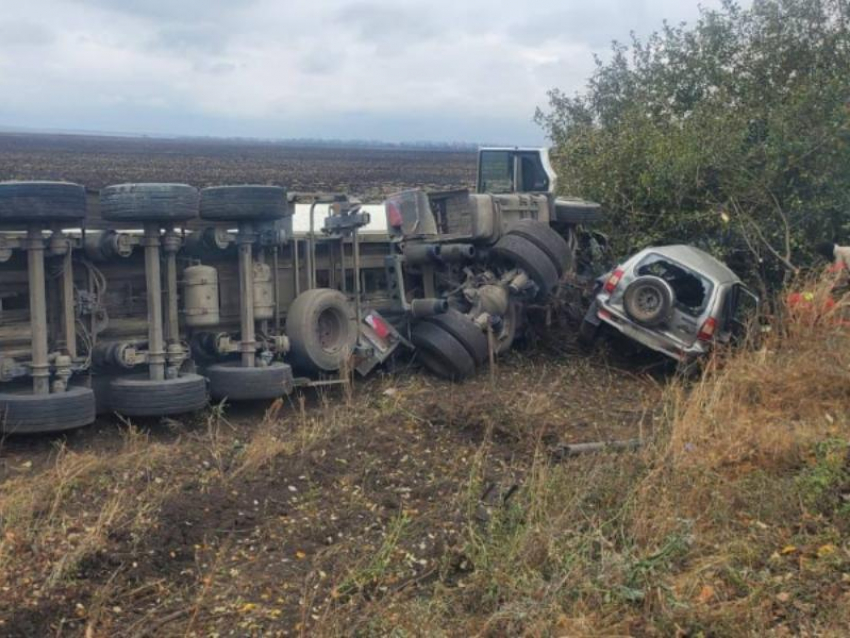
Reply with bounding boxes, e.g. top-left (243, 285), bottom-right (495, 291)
top-left (635, 254), bottom-right (714, 317)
